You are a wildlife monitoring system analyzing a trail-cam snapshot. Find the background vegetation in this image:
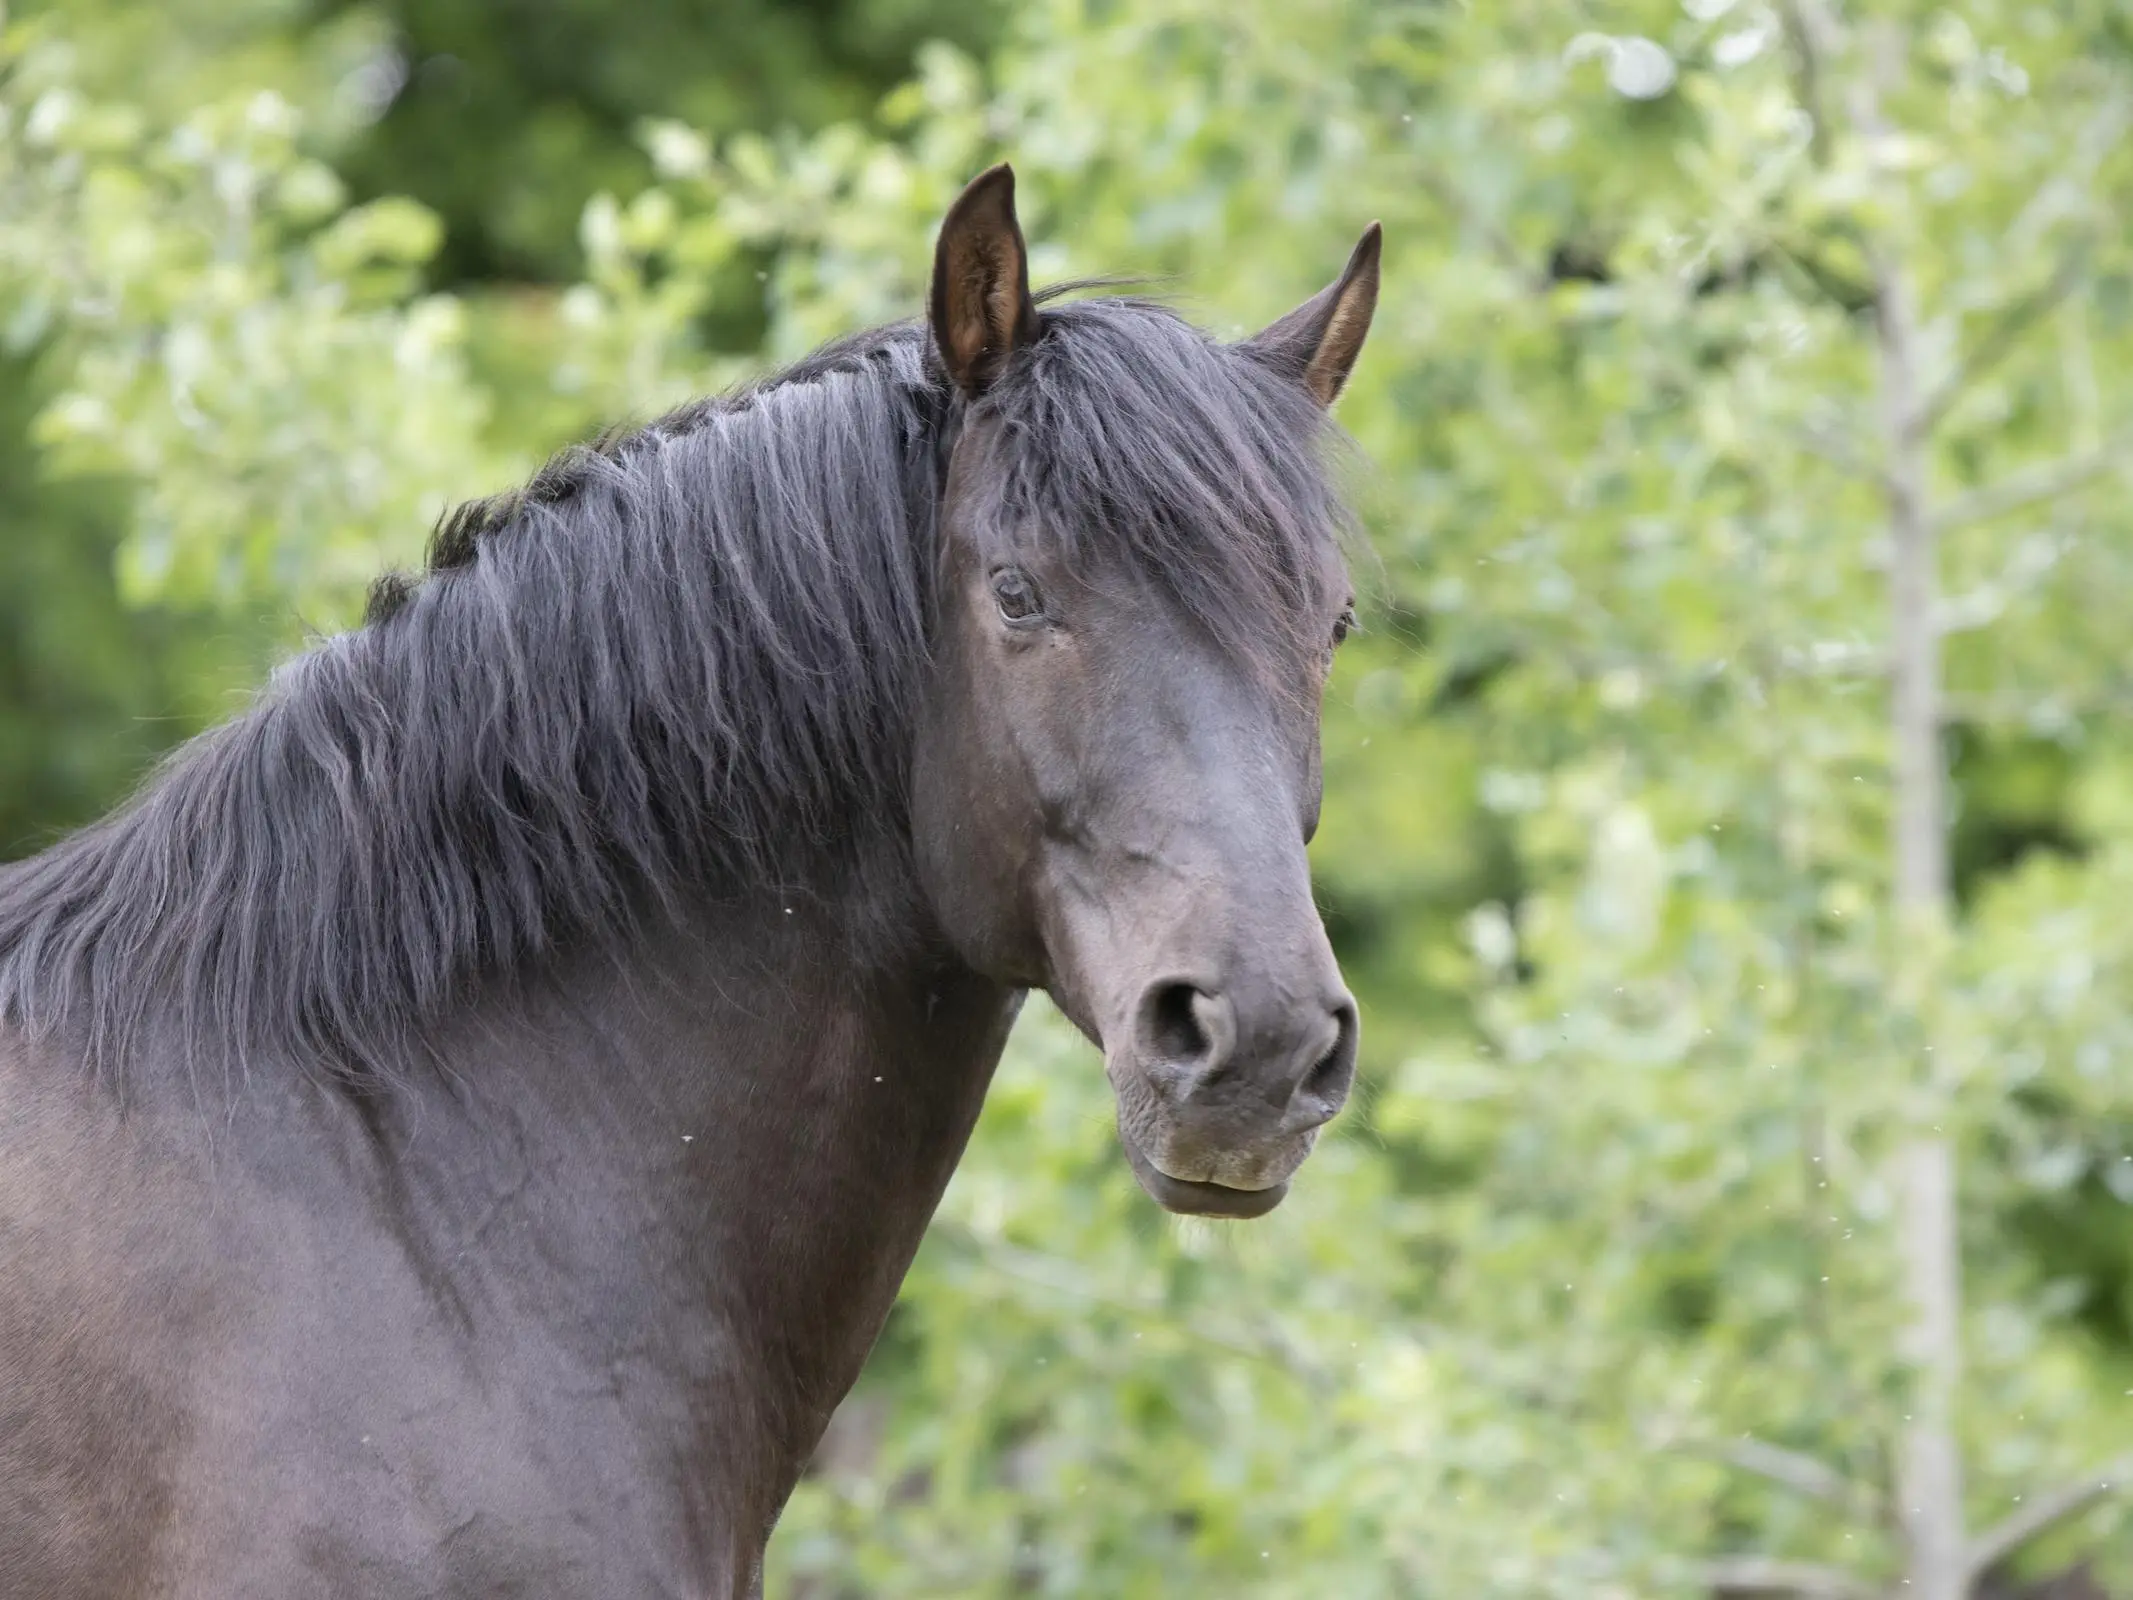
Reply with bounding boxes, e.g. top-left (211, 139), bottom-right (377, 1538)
top-left (6, 0), bottom-right (2133, 1593)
